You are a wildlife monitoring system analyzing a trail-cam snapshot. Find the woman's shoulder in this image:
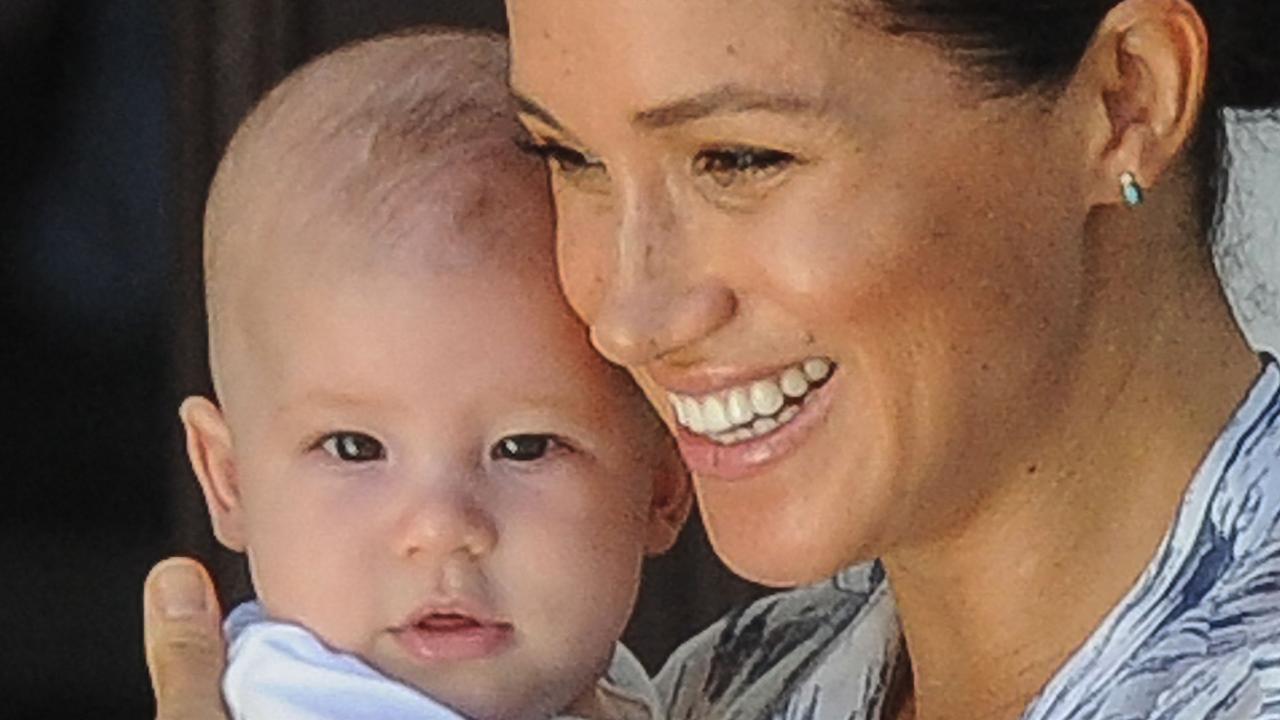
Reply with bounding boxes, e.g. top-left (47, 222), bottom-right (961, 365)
top-left (1091, 545), bottom-right (1280, 720)
top-left (1027, 362), bottom-right (1280, 719)
top-left (655, 562), bottom-right (902, 720)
